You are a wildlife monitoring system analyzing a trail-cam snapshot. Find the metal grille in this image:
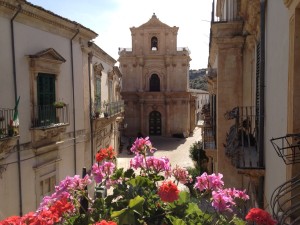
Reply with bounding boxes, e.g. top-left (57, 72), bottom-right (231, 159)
top-left (270, 133), bottom-right (300, 165)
